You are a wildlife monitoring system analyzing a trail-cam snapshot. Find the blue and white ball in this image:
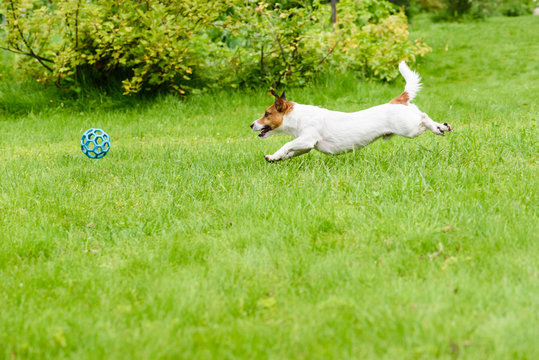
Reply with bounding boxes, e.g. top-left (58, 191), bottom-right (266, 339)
top-left (81, 128), bottom-right (111, 159)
